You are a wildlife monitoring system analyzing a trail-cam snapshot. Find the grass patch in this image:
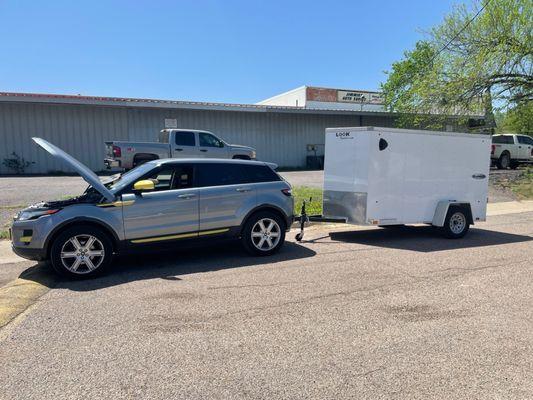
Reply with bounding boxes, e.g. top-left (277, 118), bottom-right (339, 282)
top-left (509, 168), bottom-right (533, 200)
top-left (293, 186), bottom-right (323, 215)
top-left (0, 204), bottom-right (25, 210)
top-left (0, 230), bottom-right (10, 240)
